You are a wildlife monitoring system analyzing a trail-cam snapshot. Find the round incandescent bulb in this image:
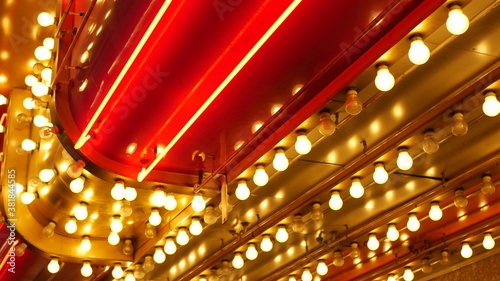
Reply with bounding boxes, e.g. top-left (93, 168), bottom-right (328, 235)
top-left (148, 209), bottom-right (162, 226)
top-left (253, 165), bottom-right (269, 187)
top-left (429, 202), bottom-right (442, 221)
top-left (447, 5), bottom-right (469, 35)
top-left (111, 181), bottom-right (126, 200)
top-left (350, 242), bottom-right (360, 259)
top-left (164, 193), bottom-right (177, 210)
top-left (150, 187), bottom-right (166, 207)
top-left (310, 203), bottom-right (323, 221)
top-left (20, 191), bottom-right (36, 205)
top-left (112, 264), bottom-right (124, 279)
top-left (375, 64), bottom-right (395, 92)
top-left (176, 227), bottom-right (189, 245)
top-left (367, 233), bottom-right (380, 251)
top-left (153, 247), bottom-right (166, 263)
top-left (319, 111), bottom-right (336, 135)
top-left (260, 235), bottom-right (273, 252)
top-left (483, 233), bottom-right (495, 250)
top-left (47, 258), bottom-right (60, 273)
top-left (451, 112), bottom-right (468, 136)
top-left (191, 193), bottom-right (206, 212)
top-left (386, 224), bottom-right (399, 241)
top-left (483, 92), bottom-right (500, 117)
top-left (329, 191), bottom-right (343, 210)
top-left (397, 148), bottom-right (413, 170)
top-left (74, 202), bottom-right (88, 221)
top-left (70, 177), bottom-right (85, 193)
top-left (407, 213), bottom-right (420, 232)
top-left (421, 258), bottom-right (432, 273)
top-left (301, 268), bottom-right (312, 281)
top-left (108, 231), bottom-right (120, 245)
top-left (373, 163), bottom-right (388, 184)
top-left (272, 148), bottom-right (289, 171)
top-left (235, 180), bottom-right (250, 200)
top-left (65, 217), bottom-right (77, 234)
top-left (81, 261), bottom-right (93, 277)
top-left (22, 139), bottom-right (37, 151)
top-left (43, 37), bottom-right (55, 50)
top-left (295, 132), bottom-right (312, 155)
top-left (37, 12), bottom-right (55, 27)
top-left (408, 36), bottom-right (430, 65)
top-left (316, 260), bottom-right (328, 276)
top-left (25, 75), bottom-right (38, 87)
top-left (345, 89), bottom-right (363, 115)
top-left (43, 222), bottom-right (56, 237)
top-left (232, 252), bottom-right (244, 269)
top-left (204, 205), bottom-right (218, 225)
top-left (349, 177), bottom-right (364, 198)
top-left (454, 188), bottom-right (468, 208)
top-left (80, 236), bottom-right (92, 252)
top-left (41, 68), bottom-right (52, 81)
top-left (481, 175), bottom-right (495, 196)
top-left (32, 81), bottom-right (49, 97)
top-left (34, 46), bottom-right (52, 61)
top-left (246, 243), bottom-right (258, 260)
top-left (422, 130), bottom-right (439, 154)
top-left (461, 242), bottom-right (473, 258)
top-left (164, 237), bottom-right (177, 255)
top-left (124, 187), bottom-right (137, 201)
top-left (333, 250), bottom-right (344, 267)
top-left (189, 217), bottom-right (203, 236)
top-left (275, 225), bottom-right (289, 243)
top-left (292, 215), bottom-right (305, 233)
